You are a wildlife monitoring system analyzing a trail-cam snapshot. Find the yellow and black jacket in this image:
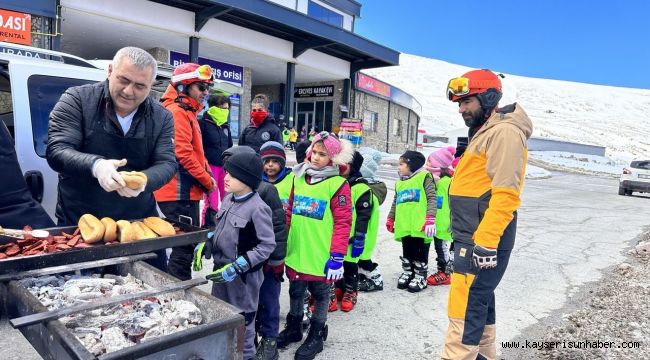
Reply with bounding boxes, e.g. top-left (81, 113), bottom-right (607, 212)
top-left (449, 103), bottom-right (533, 250)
